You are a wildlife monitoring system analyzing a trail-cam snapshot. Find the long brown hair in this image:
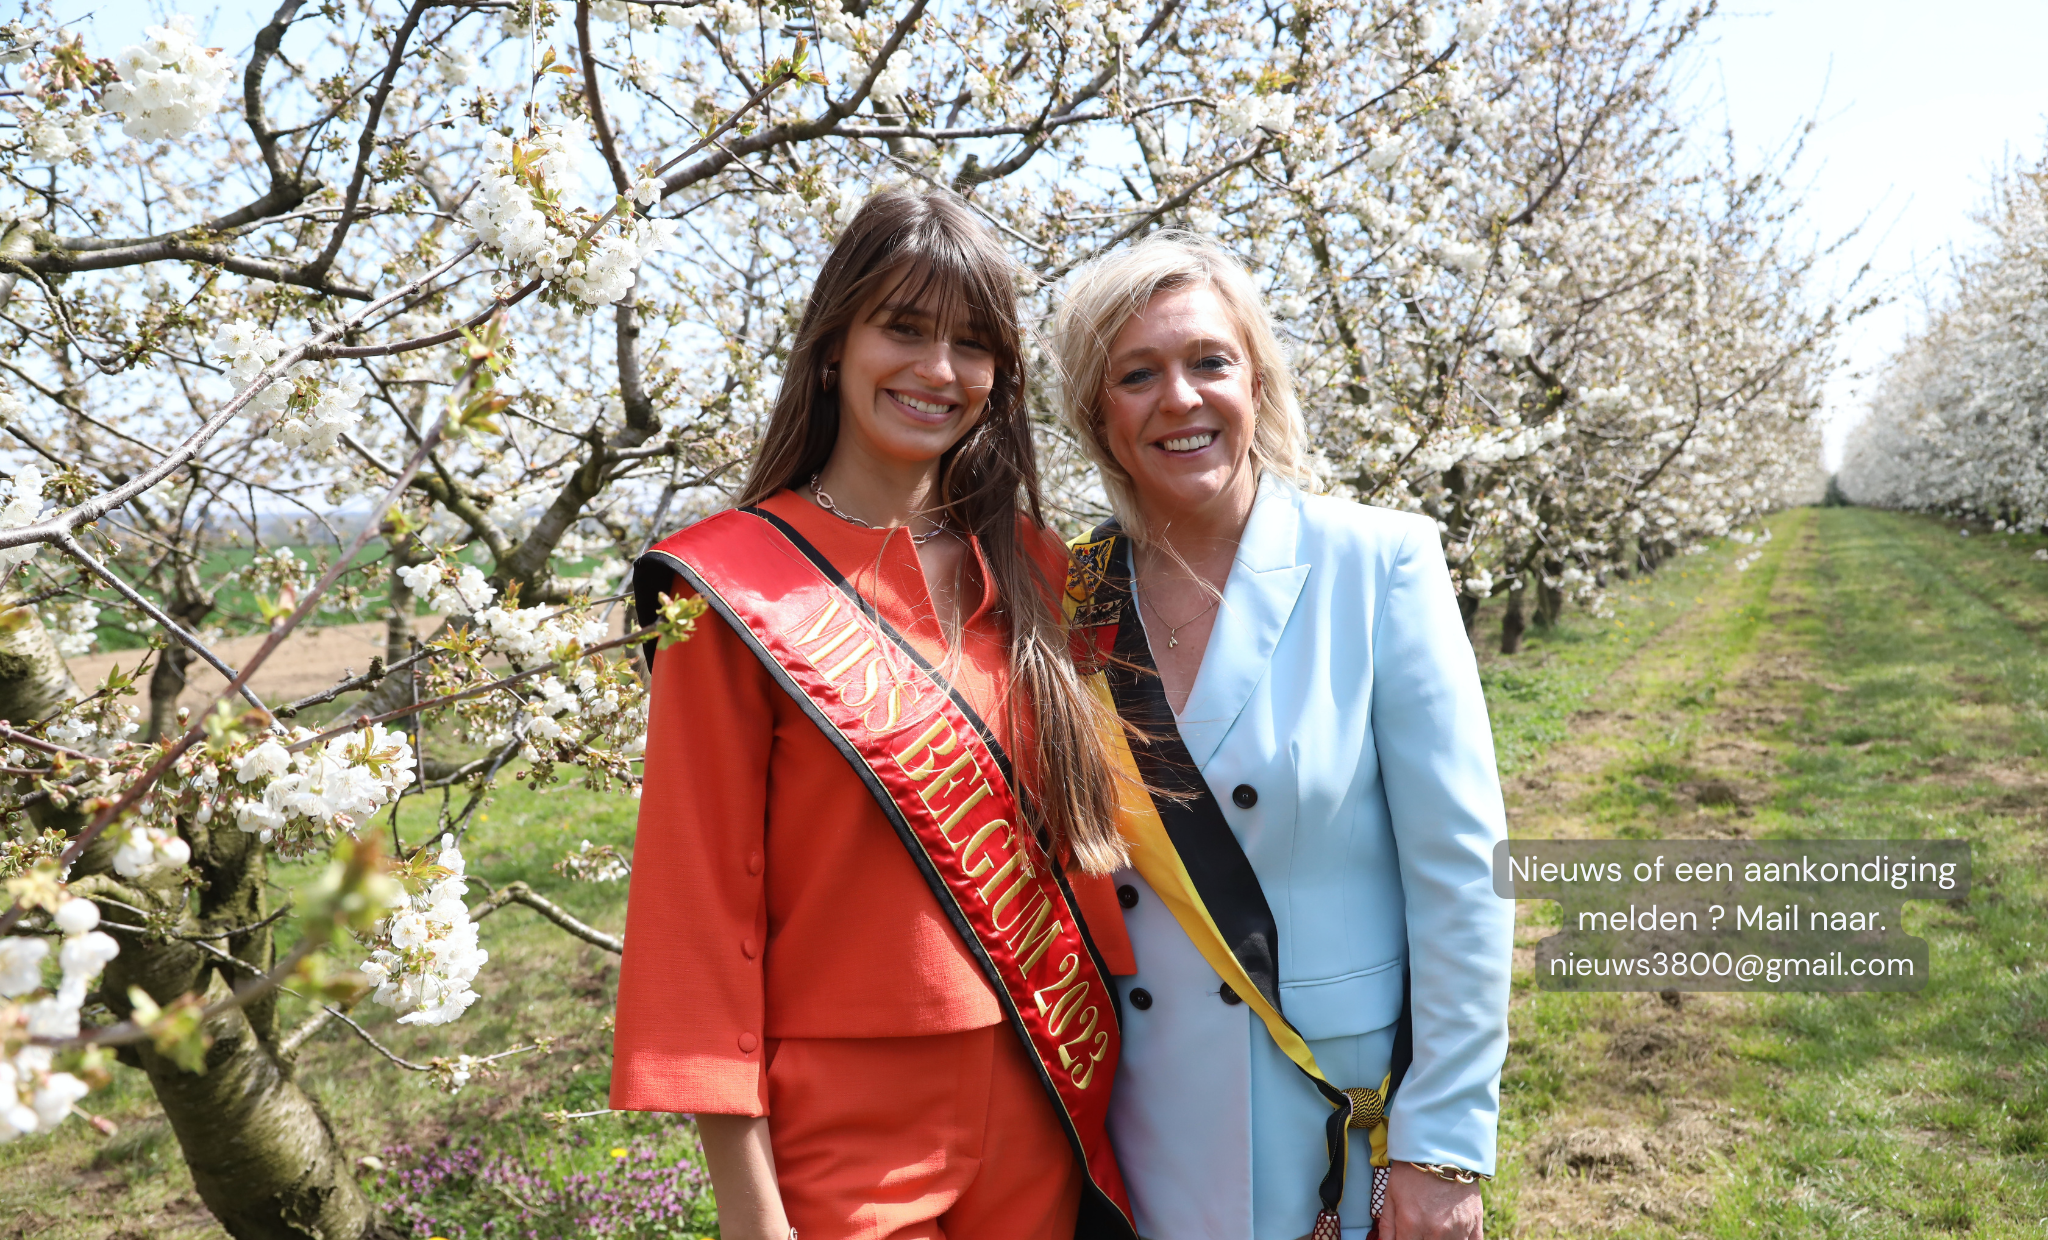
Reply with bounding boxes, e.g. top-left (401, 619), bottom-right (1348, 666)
top-left (738, 188), bottom-right (1127, 874)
